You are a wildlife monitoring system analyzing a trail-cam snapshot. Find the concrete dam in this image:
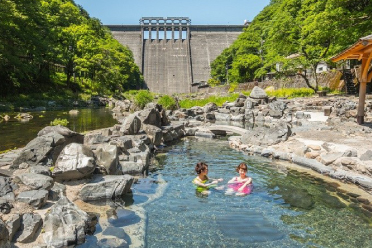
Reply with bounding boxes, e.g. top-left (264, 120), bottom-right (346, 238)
top-left (107, 17), bottom-right (244, 94)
